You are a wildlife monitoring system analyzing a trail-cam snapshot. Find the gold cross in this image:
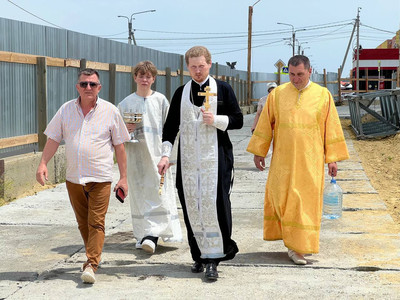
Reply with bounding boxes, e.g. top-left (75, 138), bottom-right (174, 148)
top-left (198, 86), bottom-right (217, 111)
